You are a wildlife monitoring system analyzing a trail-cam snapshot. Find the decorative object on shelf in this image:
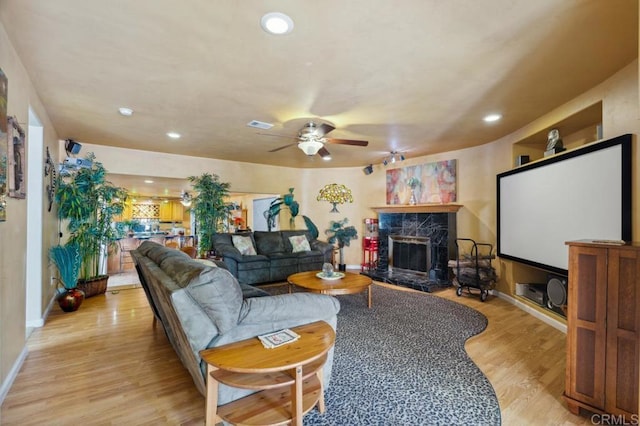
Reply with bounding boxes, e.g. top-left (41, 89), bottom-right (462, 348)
top-left (544, 128), bottom-right (565, 157)
top-left (382, 151), bottom-right (405, 166)
top-left (325, 218), bottom-right (358, 271)
top-left (188, 173), bottom-right (231, 257)
top-left (0, 69), bottom-right (7, 221)
top-left (44, 146), bottom-right (56, 212)
top-left (49, 243), bottom-right (84, 312)
top-left (7, 116), bottom-right (26, 198)
top-left (55, 152), bottom-right (127, 297)
top-left (386, 159), bottom-right (457, 205)
top-left (317, 183), bottom-right (353, 213)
